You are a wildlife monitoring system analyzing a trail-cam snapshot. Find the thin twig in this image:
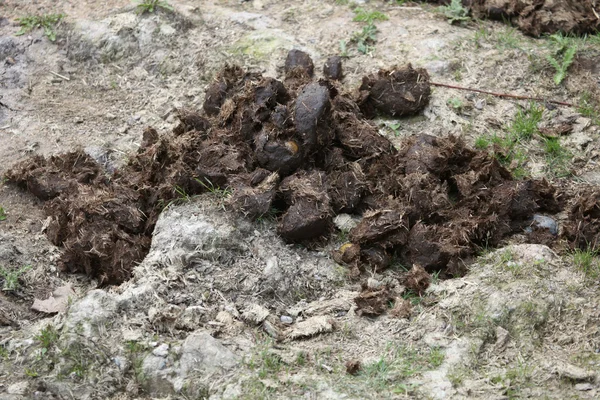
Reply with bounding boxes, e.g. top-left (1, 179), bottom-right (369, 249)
top-left (430, 81), bottom-right (575, 107)
top-left (50, 71), bottom-right (70, 81)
